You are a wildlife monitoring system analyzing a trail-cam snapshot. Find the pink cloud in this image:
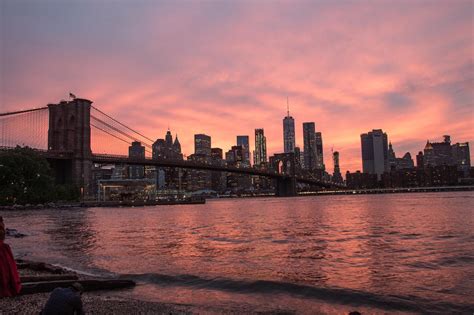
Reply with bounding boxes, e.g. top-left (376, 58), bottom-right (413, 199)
top-left (1, 1), bottom-right (472, 176)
